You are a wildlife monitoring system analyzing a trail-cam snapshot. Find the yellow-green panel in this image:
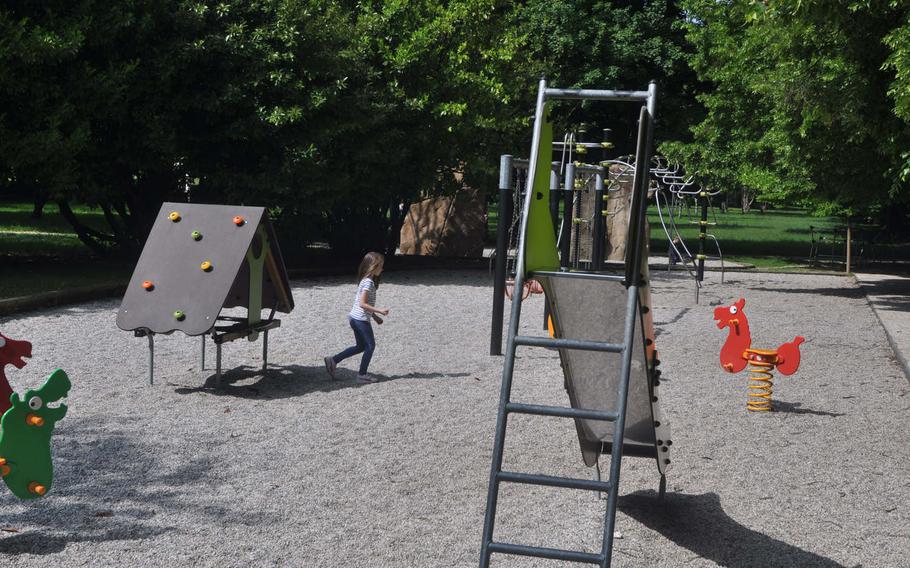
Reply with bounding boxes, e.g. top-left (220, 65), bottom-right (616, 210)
top-left (524, 106), bottom-right (560, 273)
